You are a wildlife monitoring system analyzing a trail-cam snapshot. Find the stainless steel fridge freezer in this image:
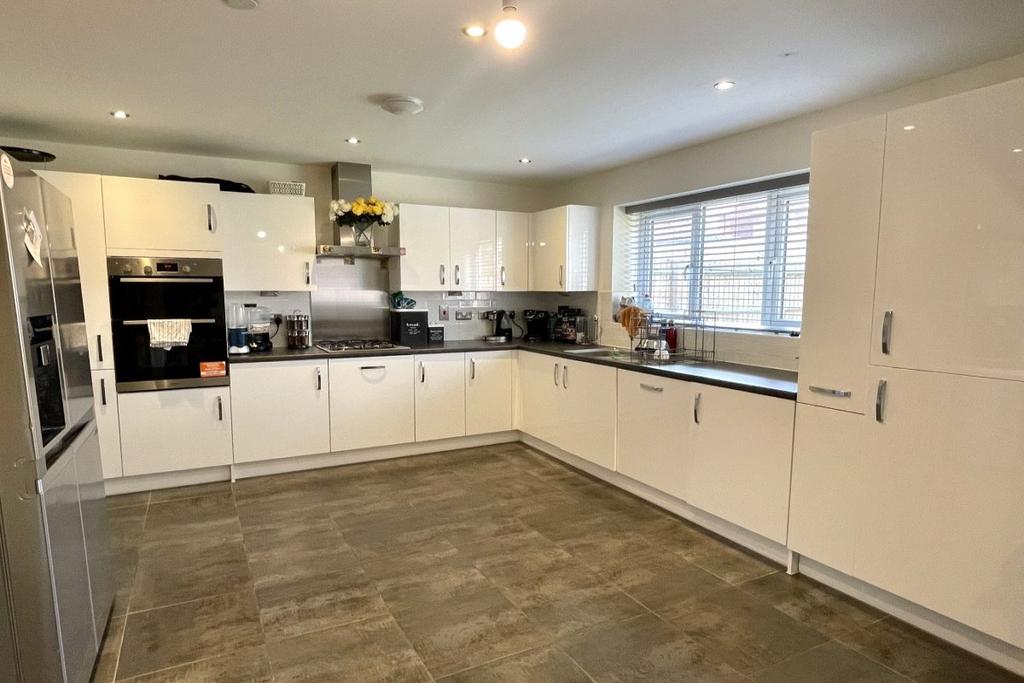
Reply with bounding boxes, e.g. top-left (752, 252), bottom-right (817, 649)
top-left (0, 151), bottom-right (113, 682)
